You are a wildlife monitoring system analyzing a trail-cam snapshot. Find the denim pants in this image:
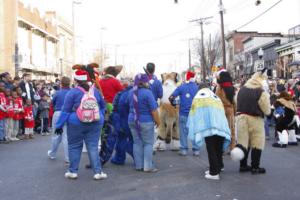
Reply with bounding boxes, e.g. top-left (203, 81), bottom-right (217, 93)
top-left (48, 111), bottom-right (69, 162)
top-left (129, 122), bottom-right (155, 170)
top-left (5, 119), bottom-right (13, 139)
top-left (67, 122), bottom-right (102, 174)
top-left (179, 115), bottom-right (200, 152)
top-left (12, 120), bottom-right (19, 138)
top-left (0, 119), bottom-right (5, 140)
top-left (41, 118), bottom-right (49, 133)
